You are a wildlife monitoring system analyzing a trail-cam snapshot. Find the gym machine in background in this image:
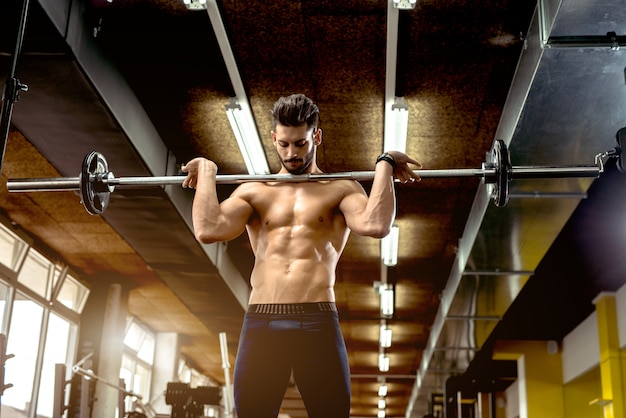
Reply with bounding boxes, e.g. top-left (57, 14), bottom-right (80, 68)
top-left (164, 383), bottom-right (221, 418)
top-left (52, 334), bottom-right (235, 418)
top-left (53, 361), bottom-right (226, 418)
top-left (54, 356), bottom-right (143, 418)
